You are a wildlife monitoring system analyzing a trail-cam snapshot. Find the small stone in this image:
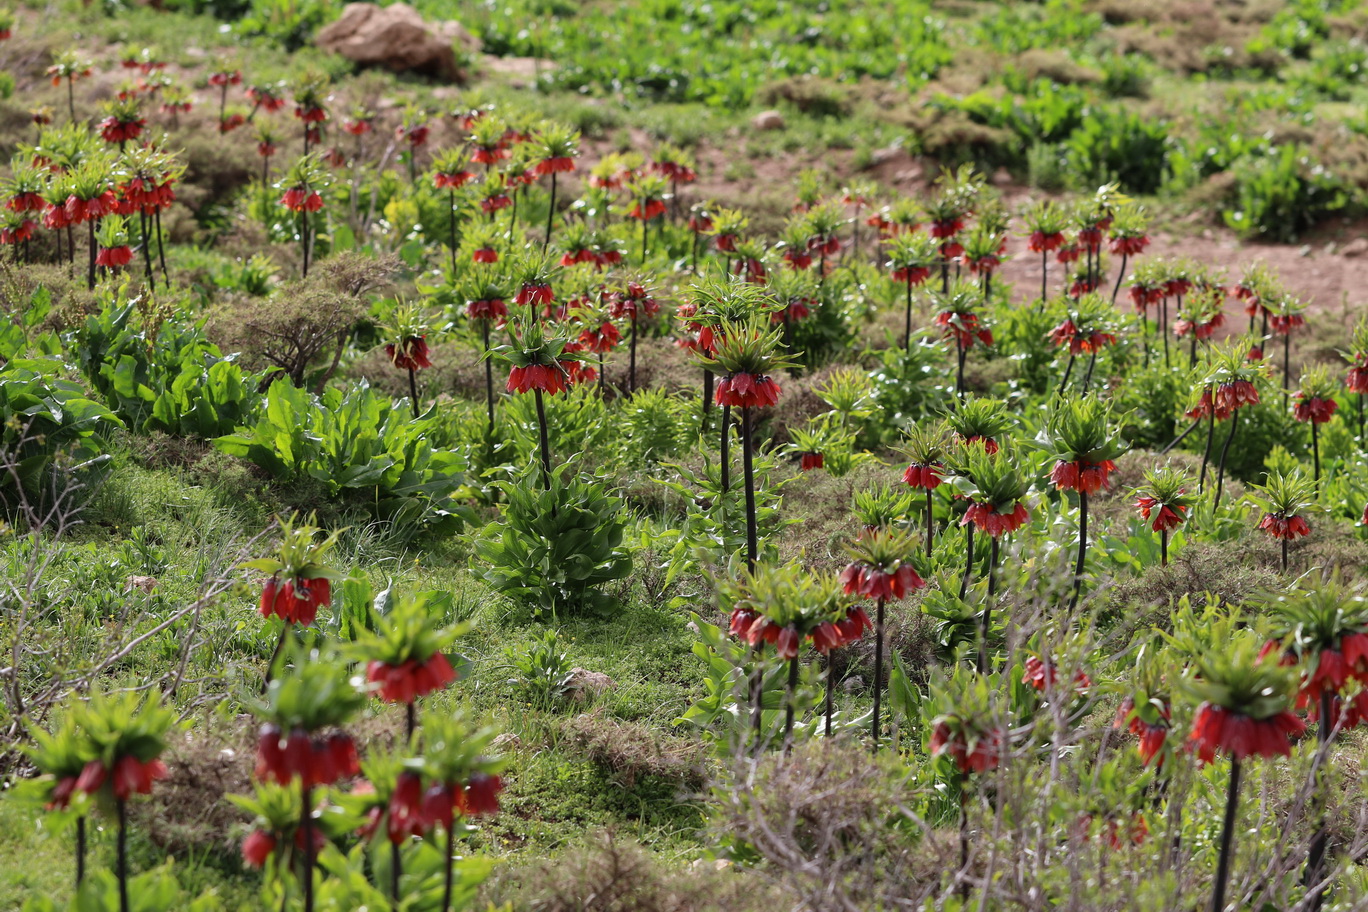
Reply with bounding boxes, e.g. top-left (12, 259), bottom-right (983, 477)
top-left (1341, 237), bottom-right (1368, 258)
top-left (566, 667), bottom-right (616, 703)
top-left (751, 110), bottom-right (785, 131)
top-left (125, 576), bottom-right (158, 594)
top-left (491, 732), bottom-right (521, 750)
top-left (990, 167), bottom-right (1013, 187)
top-left (840, 675), bottom-right (865, 694)
top-left (316, 2), bottom-right (475, 82)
